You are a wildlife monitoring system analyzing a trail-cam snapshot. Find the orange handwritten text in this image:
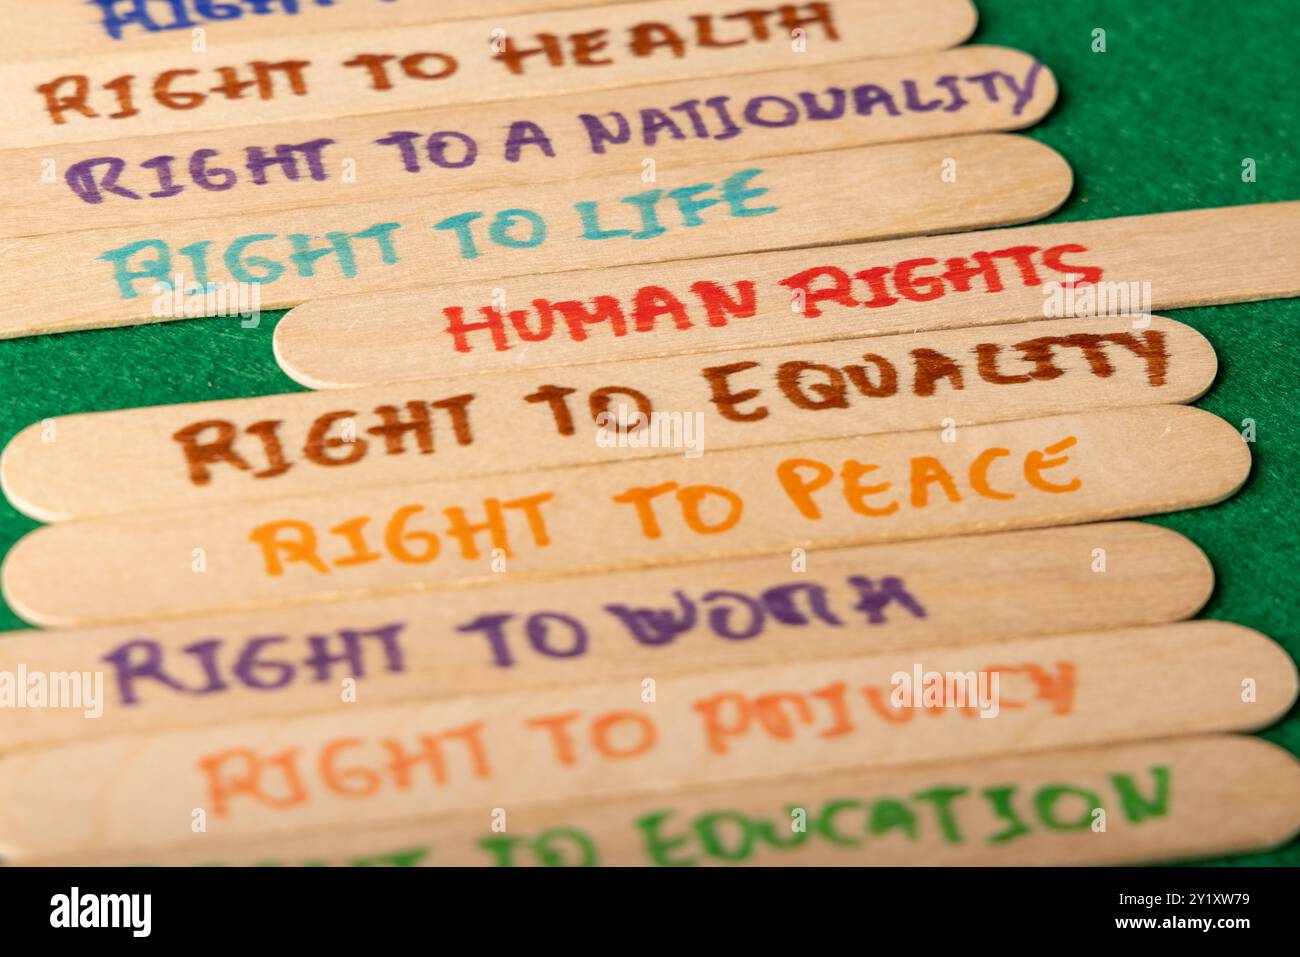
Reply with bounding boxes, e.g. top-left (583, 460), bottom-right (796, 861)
top-left (695, 662), bottom-right (1077, 753)
top-left (249, 492), bottom-right (554, 576)
top-left (198, 722), bottom-right (491, 817)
